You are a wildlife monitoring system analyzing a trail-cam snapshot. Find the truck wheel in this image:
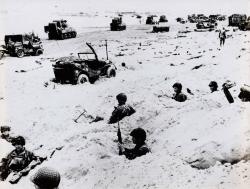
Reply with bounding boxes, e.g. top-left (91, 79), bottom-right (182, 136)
top-left (107, 66), bottom-right (116, 77)
top-left (77, 74), bottom-right (89, 84)
top-left (16, 49), bottom-right (24, 58)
